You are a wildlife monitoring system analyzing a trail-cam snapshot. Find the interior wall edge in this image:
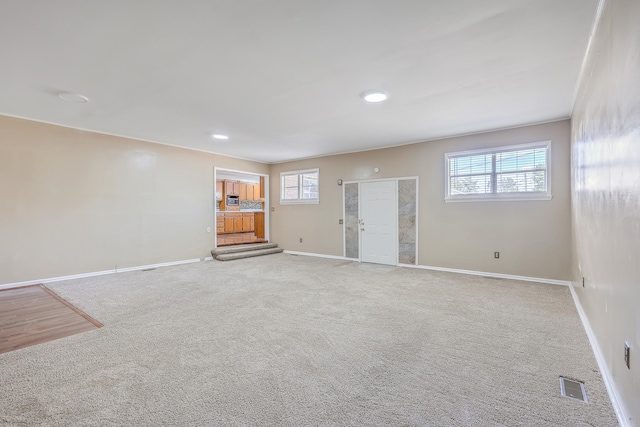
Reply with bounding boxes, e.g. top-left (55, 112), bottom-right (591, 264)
top-left (568, 283), bottom-right (631, 427)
